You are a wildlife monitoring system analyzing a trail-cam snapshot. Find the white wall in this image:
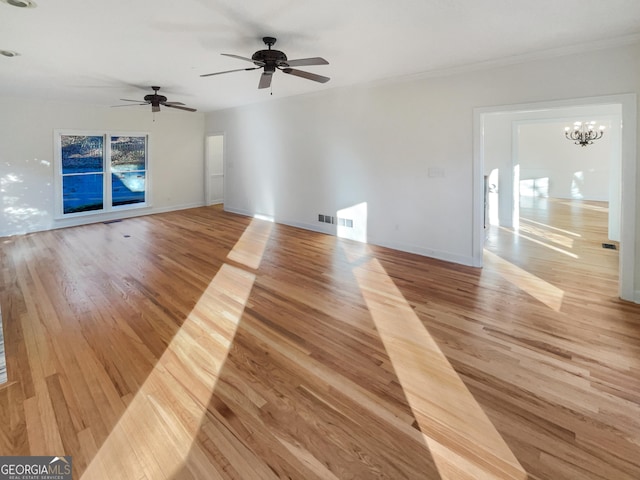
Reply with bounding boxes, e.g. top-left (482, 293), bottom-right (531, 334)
top-left (0, 97), bottom-right (205, 236)
top-left (207, 41), bottom-right (640, 273)
top-left (208, 83), bottom-right (476, 265)
top-left (518, 120), bottom-right (611, 201)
